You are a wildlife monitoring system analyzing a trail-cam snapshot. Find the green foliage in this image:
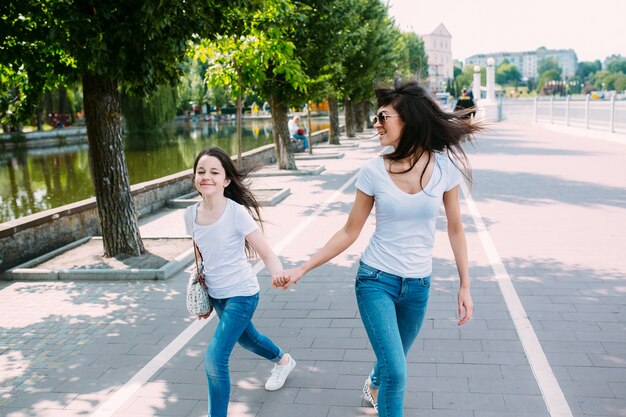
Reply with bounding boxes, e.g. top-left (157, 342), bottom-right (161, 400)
top-left (538, 57), bottom-right (562, 77)
top-left (576, 60), bottom-right (602, 79)
top-left (340, 0), bottom-right (402, 101)
top-left (401, 32), bottom-right (429, 80)
top-left (607, 58), bottom-right (626, 74)
top-left (496, 62), bottom-right (522, 86)
top-left (176, 59), bottom-right (211, 113)
top-left (0, 65), bottom-right (29, 127)
top-left (455, 65), bottom-right (484, 92)
top-left (121, 85), bottom-right (177, 132)
top-left (1, 0), bottom-right (245, 119)
top-left (588, 70), bottom-right (626, 91)
top-left (538, 69), bottom-right (561, 93)
top-left (290, 0), bottom-right (360, 103)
